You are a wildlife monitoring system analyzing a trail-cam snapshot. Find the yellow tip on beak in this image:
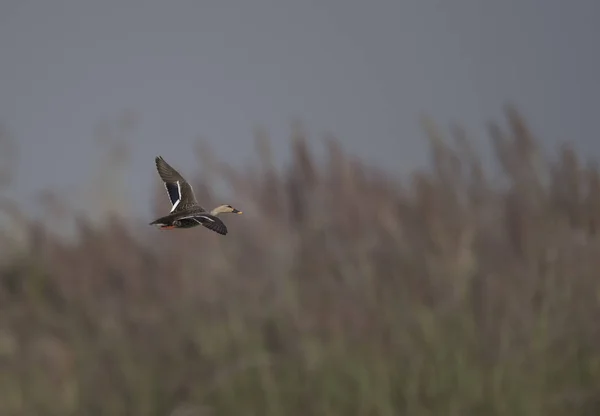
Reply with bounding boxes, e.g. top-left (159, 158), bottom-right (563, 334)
top-left (237, 211), bottom-right (243, 214)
